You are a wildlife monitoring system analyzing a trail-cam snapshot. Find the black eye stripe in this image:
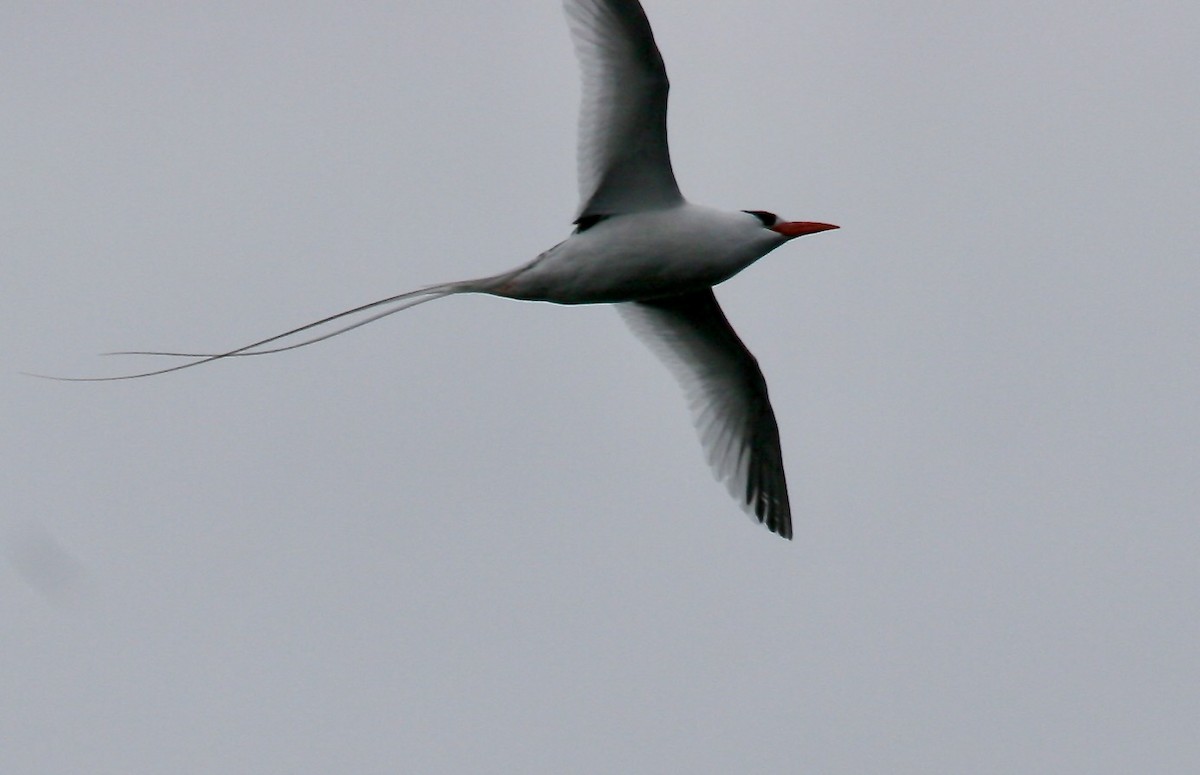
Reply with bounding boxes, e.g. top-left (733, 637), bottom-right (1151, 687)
top-left (742, 210), bottom-right (778, 227)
